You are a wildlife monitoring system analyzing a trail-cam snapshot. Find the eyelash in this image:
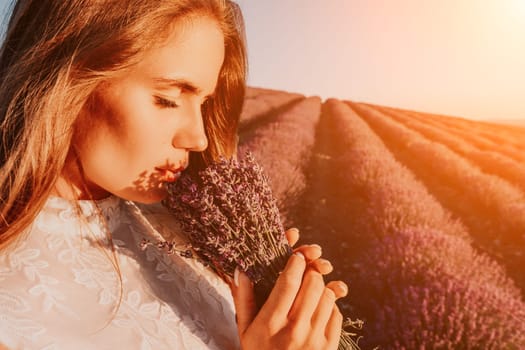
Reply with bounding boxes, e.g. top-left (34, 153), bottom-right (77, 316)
top-left (154, 96), bottom-right (179, 109)
top-left (154, 95), bottom-right (212, 109)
